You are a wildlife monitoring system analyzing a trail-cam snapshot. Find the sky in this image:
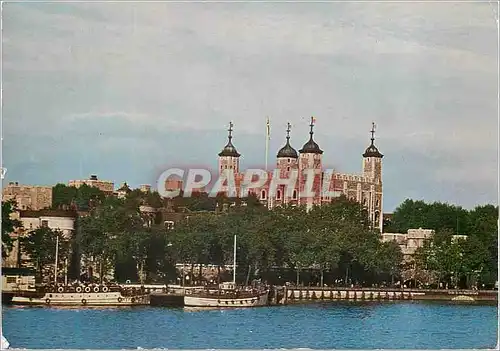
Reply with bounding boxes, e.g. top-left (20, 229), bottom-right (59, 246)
top-left (1, 1), bottom-right (498, 212)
